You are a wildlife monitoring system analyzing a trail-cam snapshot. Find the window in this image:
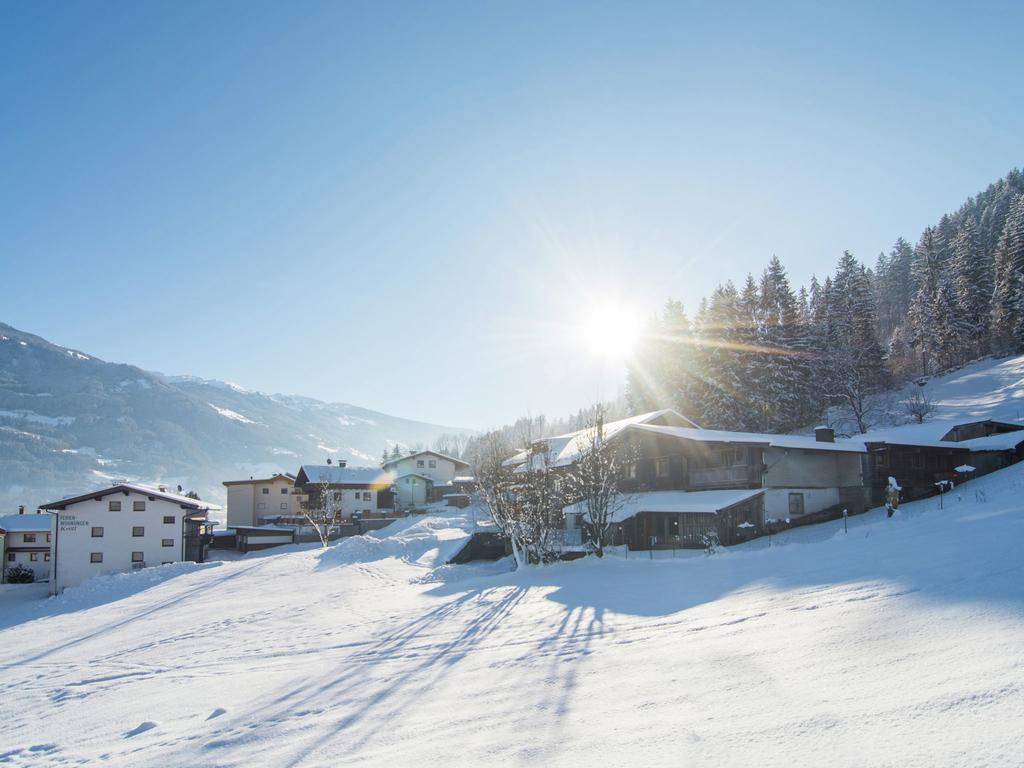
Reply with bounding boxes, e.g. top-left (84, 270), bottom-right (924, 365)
top-left (109, 500), bottom-right (121, 511)
top-left (417, 460), bottom-right (424, 468)
top-left (133, 501), bottom-right (146, 512)
top-left (30, 553), bottom-right (38, 562)
top-left (428, 460), bottom-right (436, 468)
top-left (789, 493), bottom-right (805, 516)
top-left (44, 553), bottom-right (50, 562)
top-left (163, 516), bottom-right (175, 524)
top-left (90, 552), bottom-right (103, 563)
top-left (6, 553), bottom-right (13, 562)
top-left (131, 551), bottom-right (144, 562)
top-left (46, 533), bottom-right (51, 542)
top-left (23, 533), bottom-right (37, 543)
top-left (655, 458), bottom-right (670, 478)
top-left (332, 491), bottom-right (342, 501)
top-left (624, 462), bottom-right (637, 479)
top-left (280, 503), bottom-right (288, 510)
top-left (162, 539), bottom-right (173, 547)
top-left (362, 492), bottom-right (371, 501)
top-left (132, 526), bottom-right (145, 537)
top-left (91, 527), bottom-right (104, 538)
top-left (257, 502), bottom-right (266, 511)
top-left (162, 561), bottom-right (172, 565)
top-left (281, 487), bottom-right (288, 494)
top-left (262, 488), bottom-right (270, 495)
